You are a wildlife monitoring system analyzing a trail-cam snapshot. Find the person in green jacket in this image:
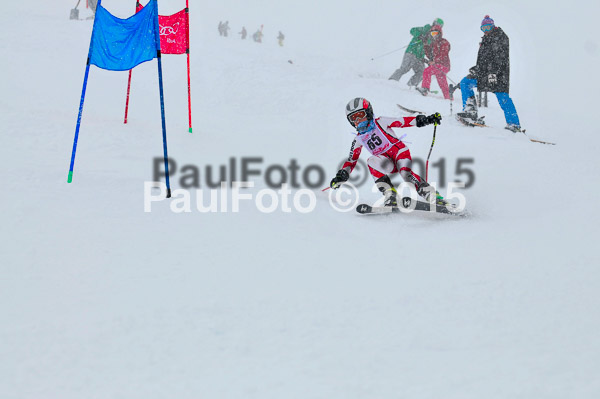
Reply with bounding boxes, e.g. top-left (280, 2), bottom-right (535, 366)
top-left (389, 24), bottom-right (431, 87)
